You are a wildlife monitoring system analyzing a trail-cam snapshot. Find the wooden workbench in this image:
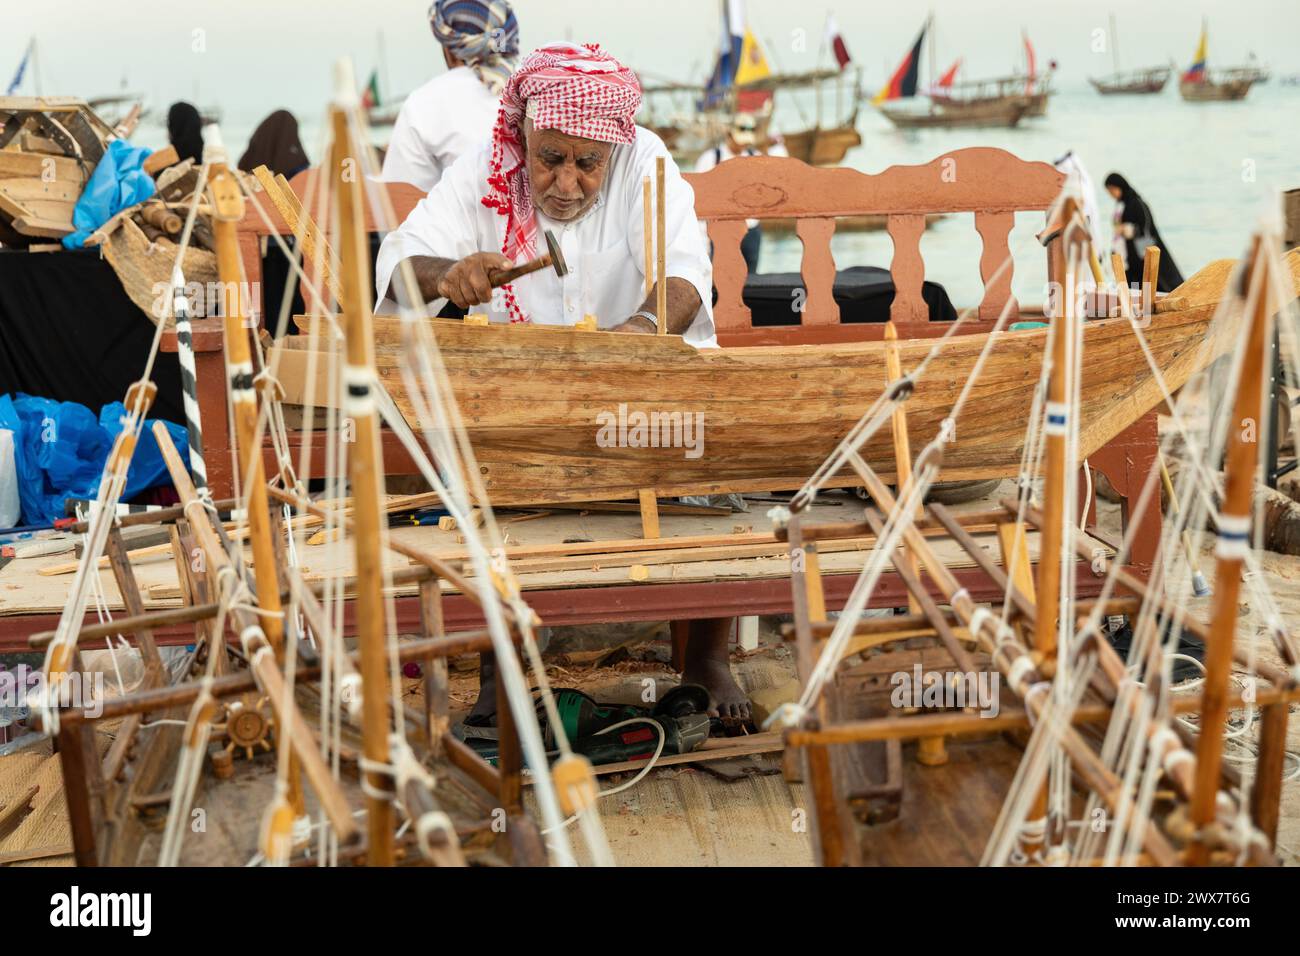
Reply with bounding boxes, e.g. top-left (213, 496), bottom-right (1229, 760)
top-left (0, 489), bottom-right (1115, 652)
